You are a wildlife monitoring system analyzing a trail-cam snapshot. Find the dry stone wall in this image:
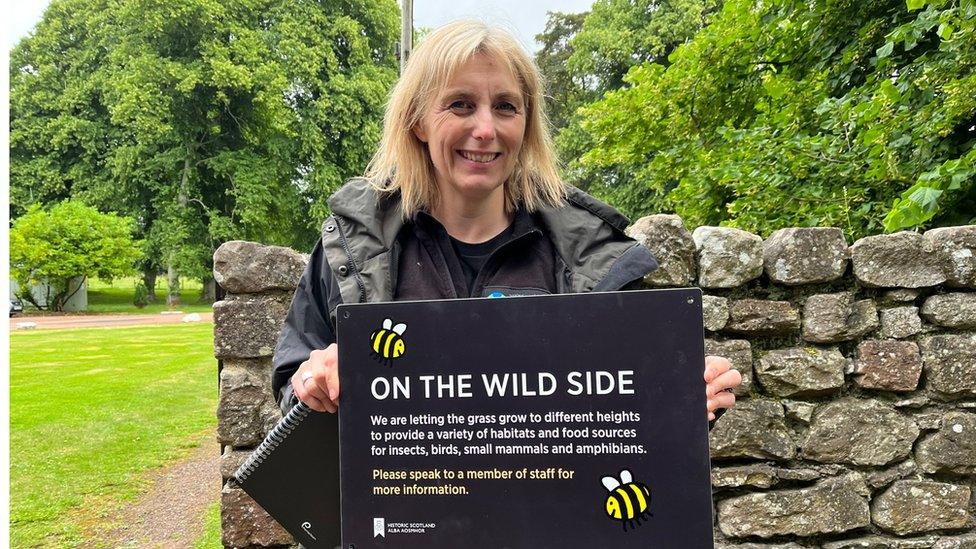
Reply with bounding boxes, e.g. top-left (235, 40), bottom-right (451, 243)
top-left (214, 221), bottom-right (976, 548)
